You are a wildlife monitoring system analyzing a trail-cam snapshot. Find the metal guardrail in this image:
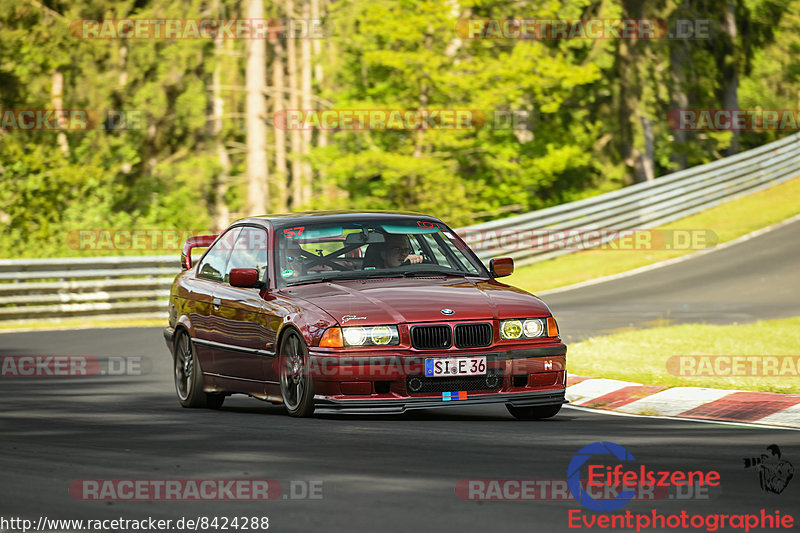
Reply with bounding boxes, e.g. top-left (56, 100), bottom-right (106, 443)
top-left (0, 256), bottom-right (175, 321)
top-left (1, 132), bottom-right (799, 322)
top-left (458, 131), bottom-right (800, 266)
